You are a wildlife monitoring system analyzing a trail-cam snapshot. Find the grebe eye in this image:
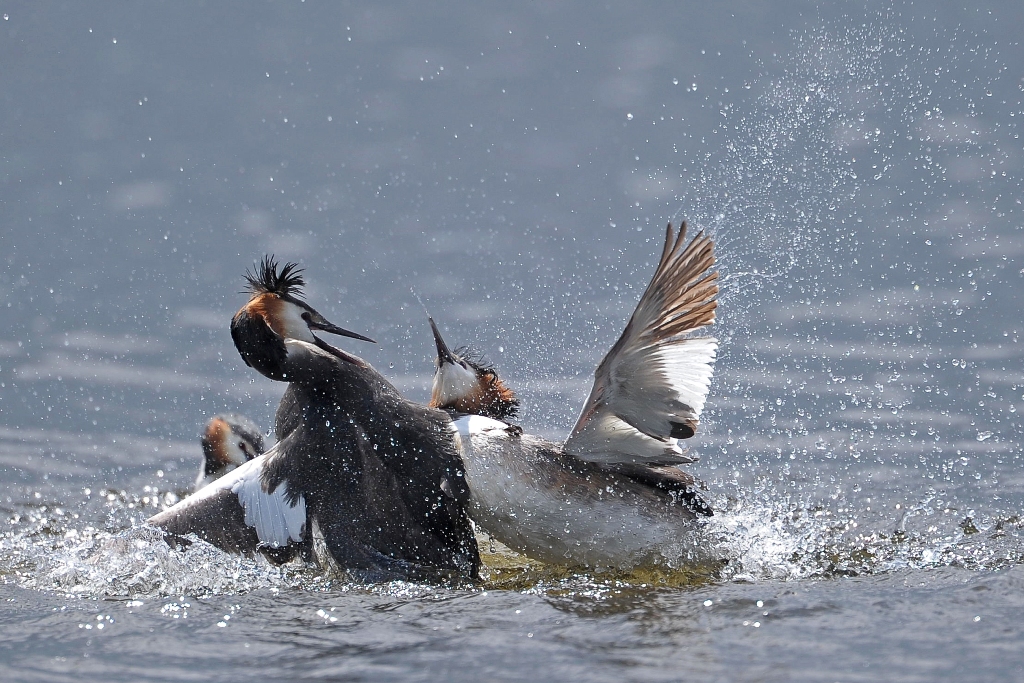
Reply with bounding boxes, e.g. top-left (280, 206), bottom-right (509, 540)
top-left (301, 312), bottom-right (311, 322)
